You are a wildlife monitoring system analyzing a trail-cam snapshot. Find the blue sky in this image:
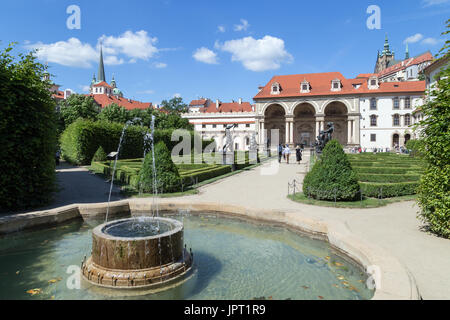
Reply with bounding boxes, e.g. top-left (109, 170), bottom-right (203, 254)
top-left (0, 0), bottom-right (449, 105)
